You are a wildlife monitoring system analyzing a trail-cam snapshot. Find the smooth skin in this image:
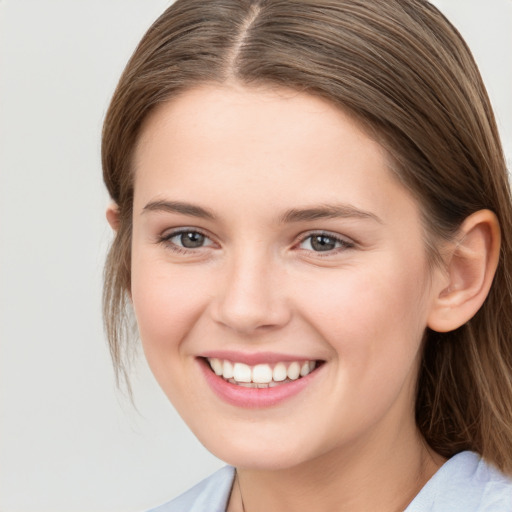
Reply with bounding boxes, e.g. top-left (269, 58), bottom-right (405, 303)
top-left (108, 83), bottom-right (500, 512)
